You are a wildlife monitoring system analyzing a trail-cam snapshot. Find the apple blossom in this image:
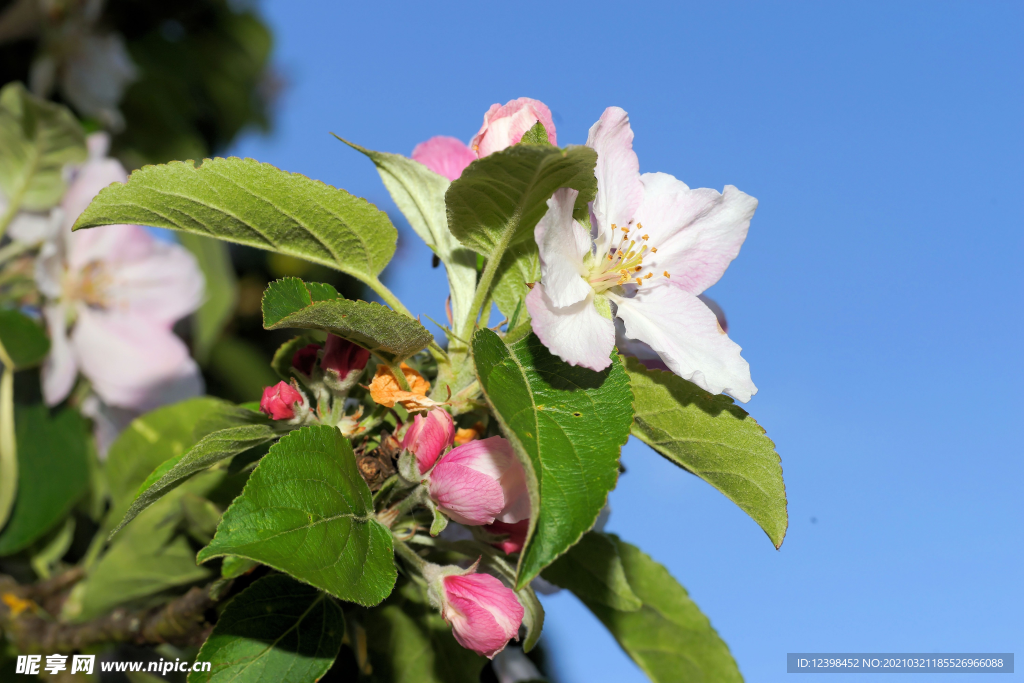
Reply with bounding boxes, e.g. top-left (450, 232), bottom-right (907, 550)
top-left (426, 436), bottom-right (530, 527)
top-left (425, 563), bottom-right (524, 659)
top-left (402, 407), bottom-right (455, 474)
top-left (35, 133), bottom-right (204, 410)
top-left (412, 97), bottom-right (556, 181)
top-left (259, 381), bottom-right (306, 421)
top-left (525, 106), bottom-right (758, 402)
